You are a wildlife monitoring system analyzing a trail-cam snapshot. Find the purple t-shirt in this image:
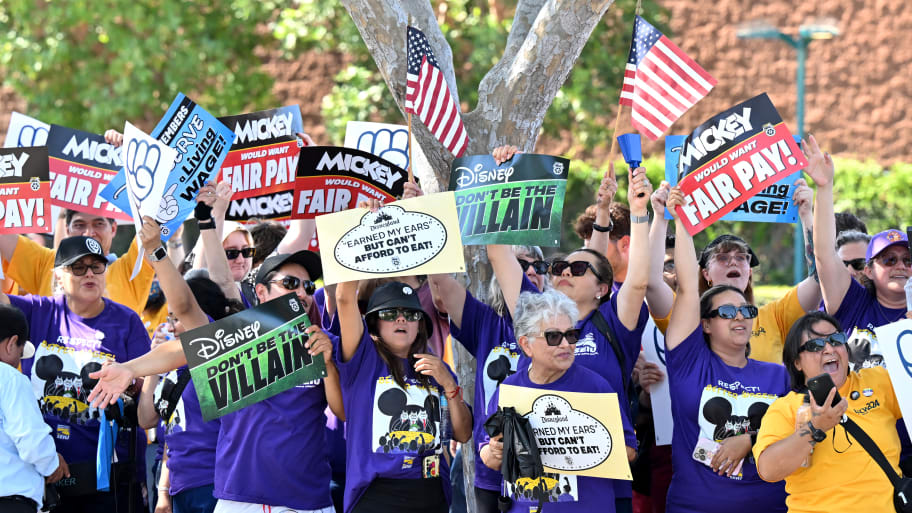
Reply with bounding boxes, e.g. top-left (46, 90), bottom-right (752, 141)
top-left (12, 295), bottom-right (150, 472)
top-left (336, 326), bottom-right (458, 513)
top-left (486, 363), bottom-right (633, 512)
top-left (153, 366), bottom-right (220, 494)
top-left (213, 360), bottom-right (332, 508)
top-left (665, 327), bottom-right (788, 513)
top-left (834, 279), bottom-right (906, 371)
